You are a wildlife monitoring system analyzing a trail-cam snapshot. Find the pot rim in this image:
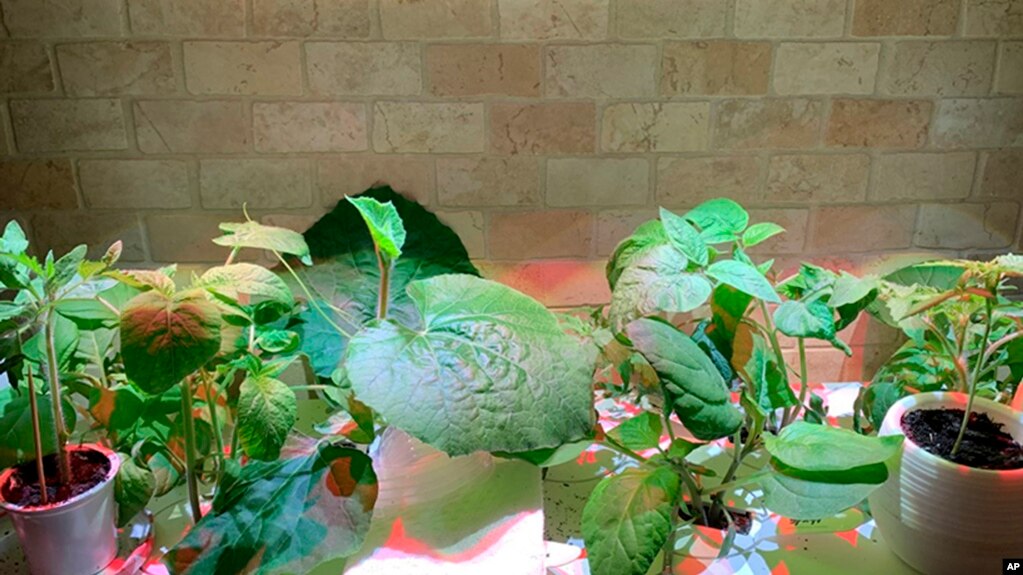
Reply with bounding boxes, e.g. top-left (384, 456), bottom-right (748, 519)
top-left (881, 391), bottom-right (1023, 477)
top-left (0, 443), bottom-right (120, 514)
